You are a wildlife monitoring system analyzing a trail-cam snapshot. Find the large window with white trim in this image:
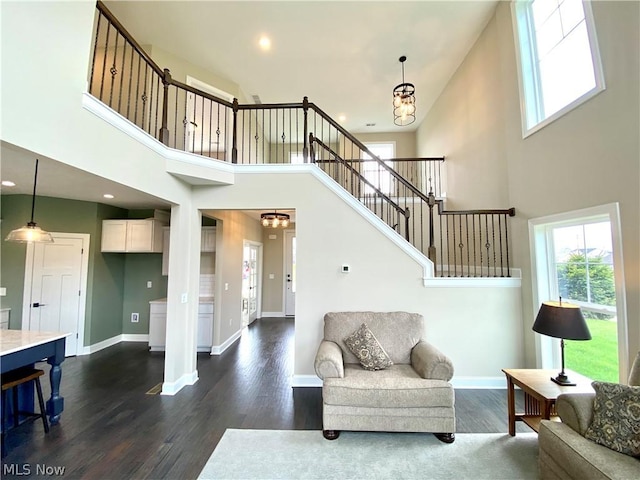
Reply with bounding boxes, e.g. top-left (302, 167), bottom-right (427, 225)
top-left (512, 0), bottom-right (605, 136)
top-left (530, 205), bottom-right (627, 383)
